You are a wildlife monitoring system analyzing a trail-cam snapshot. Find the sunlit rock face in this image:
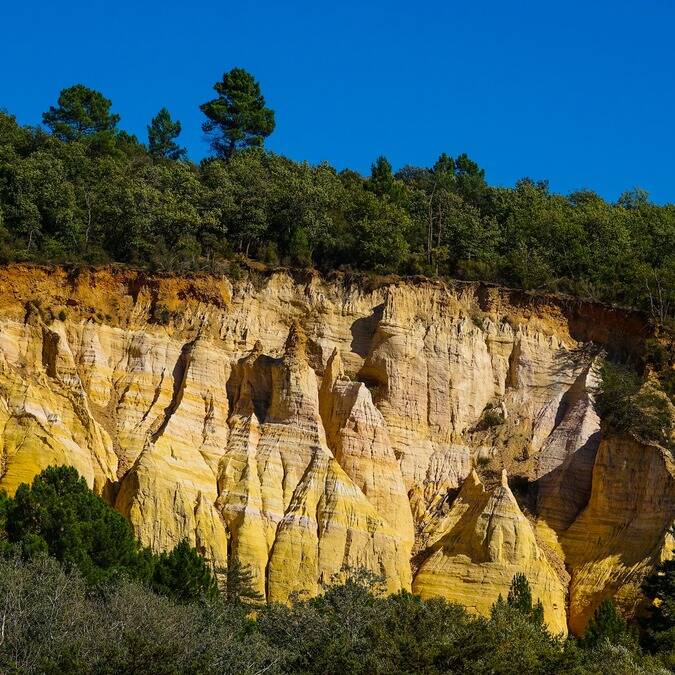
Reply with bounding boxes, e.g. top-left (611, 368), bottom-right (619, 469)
top-left (0, 264), bottom-right (670, 634)
top-left (413, 469), bottom-right (568, 635)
